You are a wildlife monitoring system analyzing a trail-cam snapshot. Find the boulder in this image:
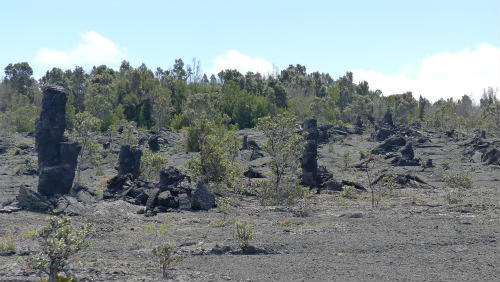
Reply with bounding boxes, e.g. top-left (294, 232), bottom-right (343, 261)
top-left (372, 136), bottom-right (407, 155)
top-left (376, 127), bottom-right (394, 141)
top-left (148, 135), bottom-right (160, 152)
top-left (159, 167), bottom-right (186, 189)
top-left (118, 145), bottom-right (142, 179)
top-left (191, 180), bottom-right (215, 211)
top-left (482, 148), bottom-right (500, 165)
top-left (157, 191), bottom-right (179, 209)
top-left (400, 143), bottom-right (415, 160)
top-left (17, 185), bottom-right (56, 212)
